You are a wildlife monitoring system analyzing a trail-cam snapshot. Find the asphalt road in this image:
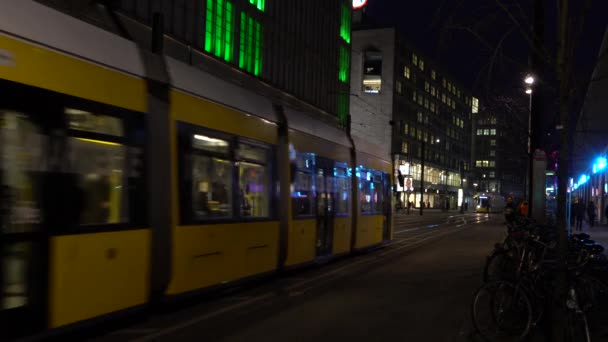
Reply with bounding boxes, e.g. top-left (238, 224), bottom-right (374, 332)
top-left (88, 211), bottom-right (506, 342)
